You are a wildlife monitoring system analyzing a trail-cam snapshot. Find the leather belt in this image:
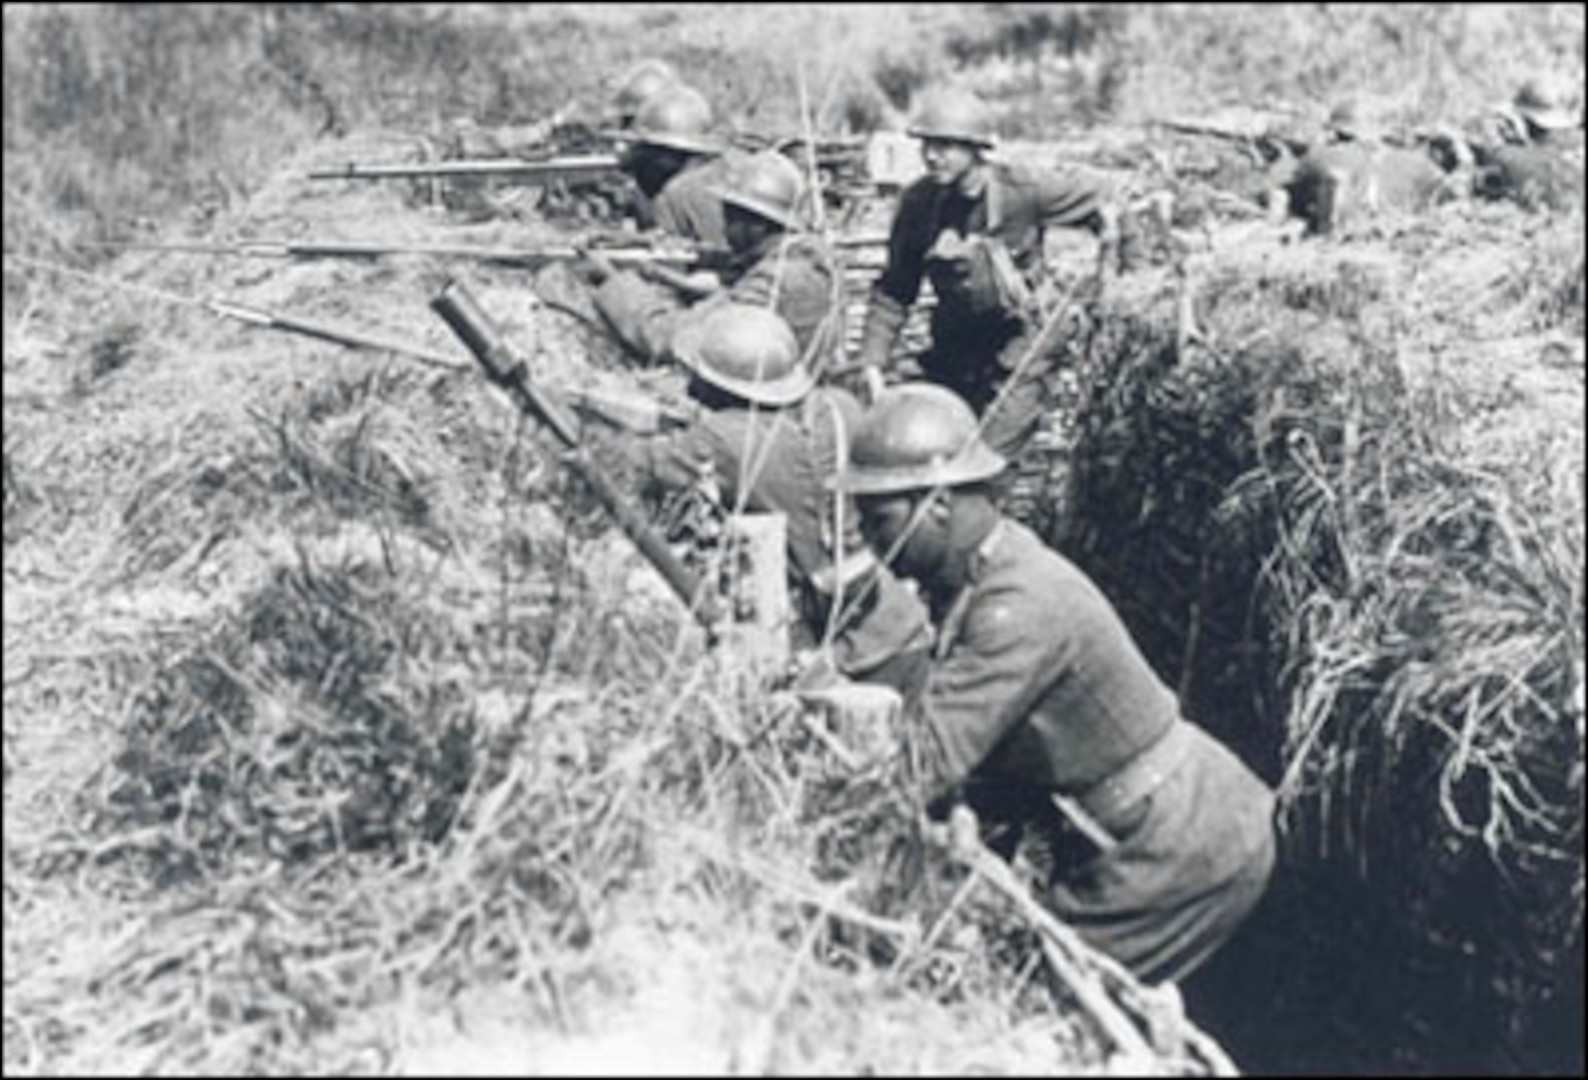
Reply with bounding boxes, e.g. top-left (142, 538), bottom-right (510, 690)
top-left (1073, 719), bottom-right (1195, 826)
